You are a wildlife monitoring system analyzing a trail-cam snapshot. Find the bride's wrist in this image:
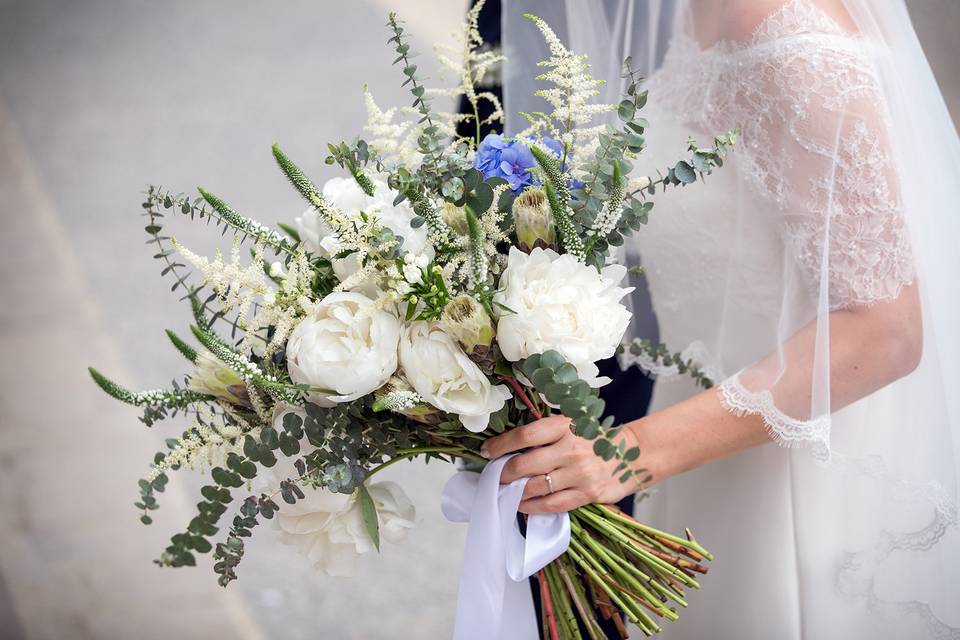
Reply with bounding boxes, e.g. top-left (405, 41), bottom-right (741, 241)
top-left (623, 416), bottom-right (681, 487)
